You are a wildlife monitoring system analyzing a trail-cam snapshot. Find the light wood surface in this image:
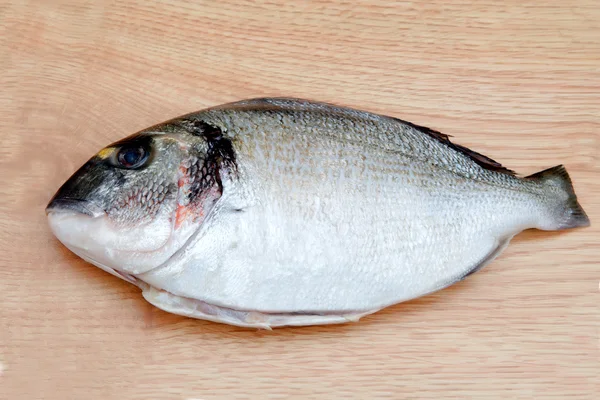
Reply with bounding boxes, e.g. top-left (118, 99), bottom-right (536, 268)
top-left (1, 1), bottom-right (598, 399)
